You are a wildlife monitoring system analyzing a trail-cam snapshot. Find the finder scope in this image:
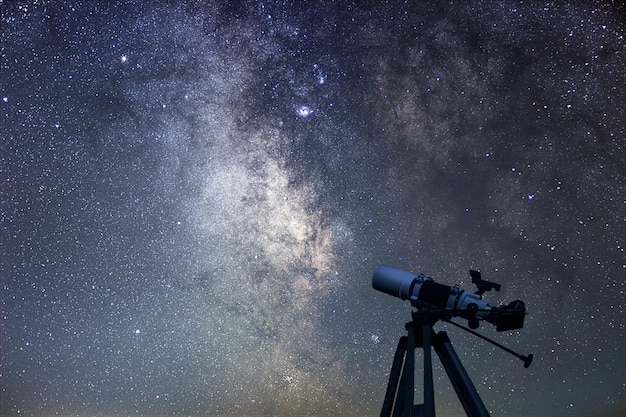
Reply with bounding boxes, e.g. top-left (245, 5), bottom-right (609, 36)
top-left (372, 265), bottom-right (526, 331)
